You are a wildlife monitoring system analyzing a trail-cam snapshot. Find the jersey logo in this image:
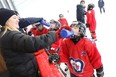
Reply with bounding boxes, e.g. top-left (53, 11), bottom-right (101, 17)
top-left (70, 57), bottom-right (84, 73)
top-left (81, 51), bottom-right (86, 56)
